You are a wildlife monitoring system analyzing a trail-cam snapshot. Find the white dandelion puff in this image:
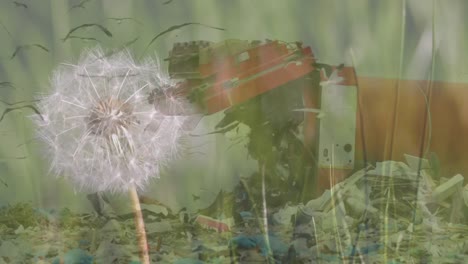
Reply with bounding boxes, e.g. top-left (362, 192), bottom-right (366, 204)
top-left (33, 47), bottom-right (198, 263)
top-left (33, 47), bottom-right (192, 193)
